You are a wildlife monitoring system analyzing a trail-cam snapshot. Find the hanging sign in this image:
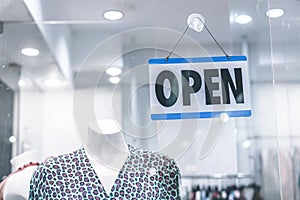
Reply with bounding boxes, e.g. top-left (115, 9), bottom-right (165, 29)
top-left (148, 56), bottom-right (251, 120)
